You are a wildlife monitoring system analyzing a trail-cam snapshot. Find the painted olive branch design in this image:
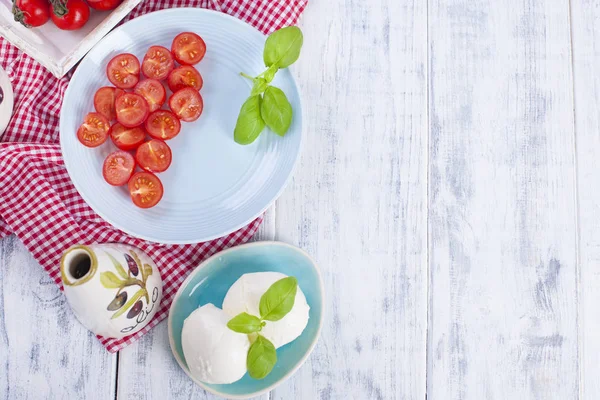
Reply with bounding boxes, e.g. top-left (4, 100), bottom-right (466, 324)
top-left (102, 251), bottom-right (153, 319)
